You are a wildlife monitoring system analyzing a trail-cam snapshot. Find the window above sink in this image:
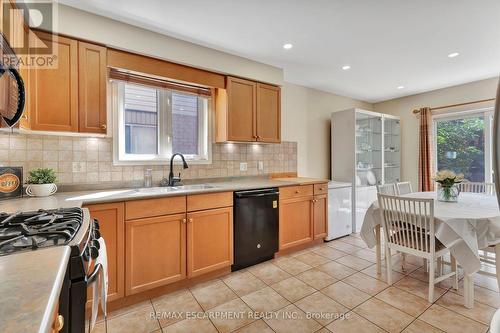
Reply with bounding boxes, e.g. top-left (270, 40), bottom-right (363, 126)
top-left (111, 74), bottom-right (211, 165)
